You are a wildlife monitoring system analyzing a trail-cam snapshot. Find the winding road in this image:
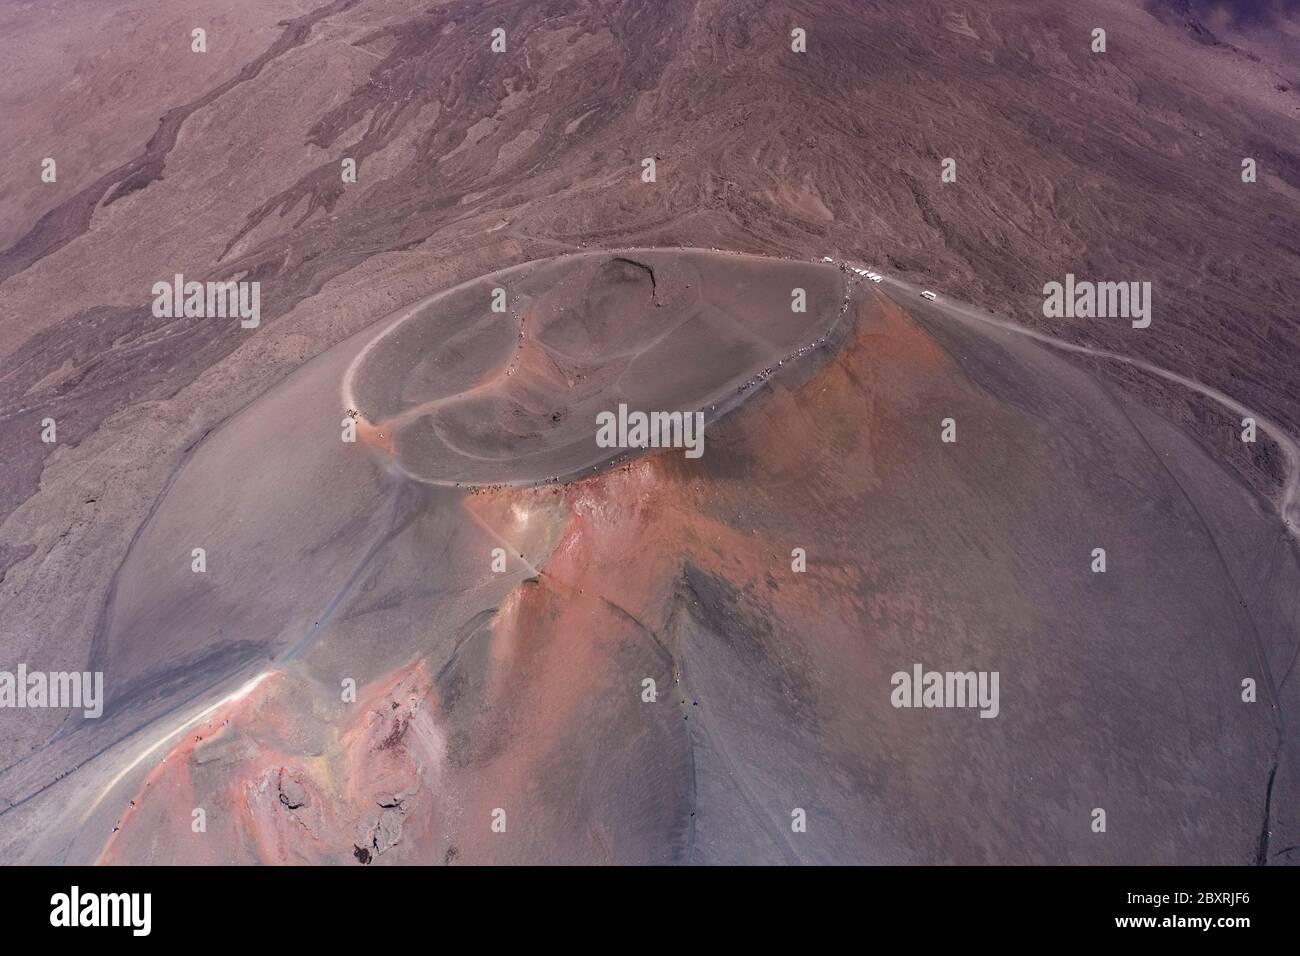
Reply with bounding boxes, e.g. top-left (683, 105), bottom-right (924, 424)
top-left (872, 271), bottom-right (1300, 541)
